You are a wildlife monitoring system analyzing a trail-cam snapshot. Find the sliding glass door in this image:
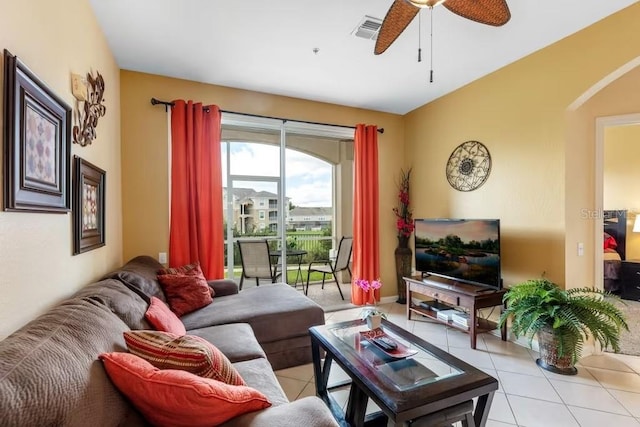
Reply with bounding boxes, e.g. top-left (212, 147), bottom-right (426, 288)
top-left (221, 114), bottom-right (354, 287)
top-left (221, 116), bottom-right (285, 283)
